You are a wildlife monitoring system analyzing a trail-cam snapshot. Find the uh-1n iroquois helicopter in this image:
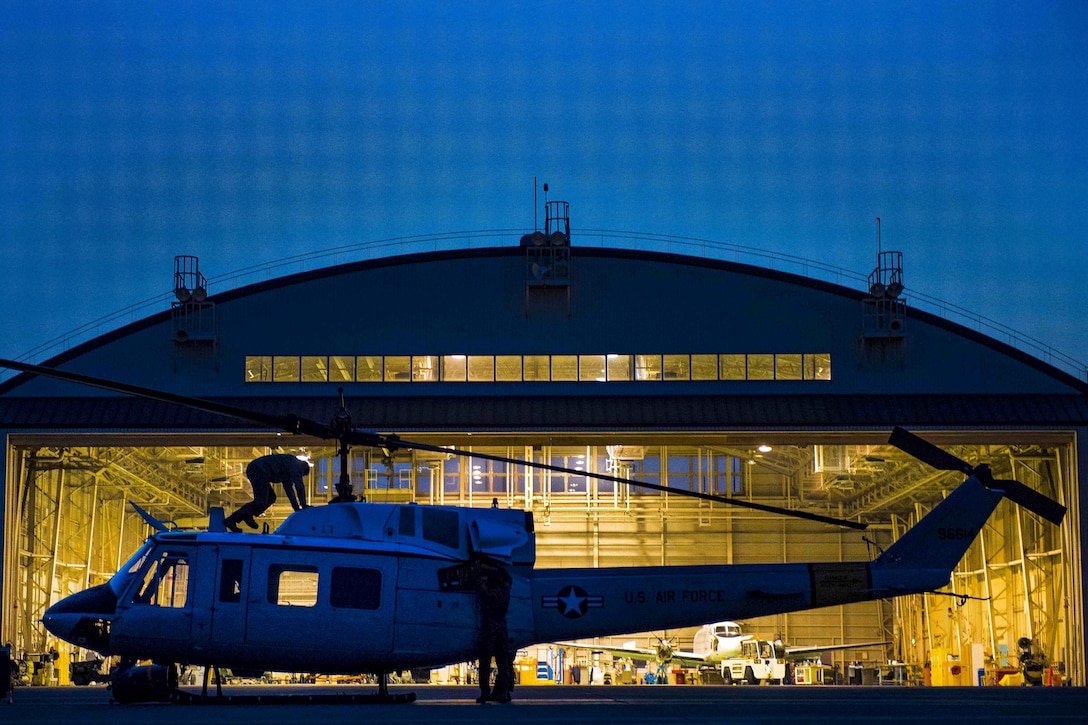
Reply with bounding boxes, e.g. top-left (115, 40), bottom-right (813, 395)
top-left (0, 359), bottom-right (1068, 704)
